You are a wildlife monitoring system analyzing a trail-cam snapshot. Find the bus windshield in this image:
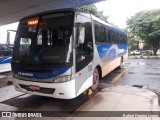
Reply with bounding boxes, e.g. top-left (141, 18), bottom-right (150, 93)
top-left (13, 12), bottom-right (74, 66)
